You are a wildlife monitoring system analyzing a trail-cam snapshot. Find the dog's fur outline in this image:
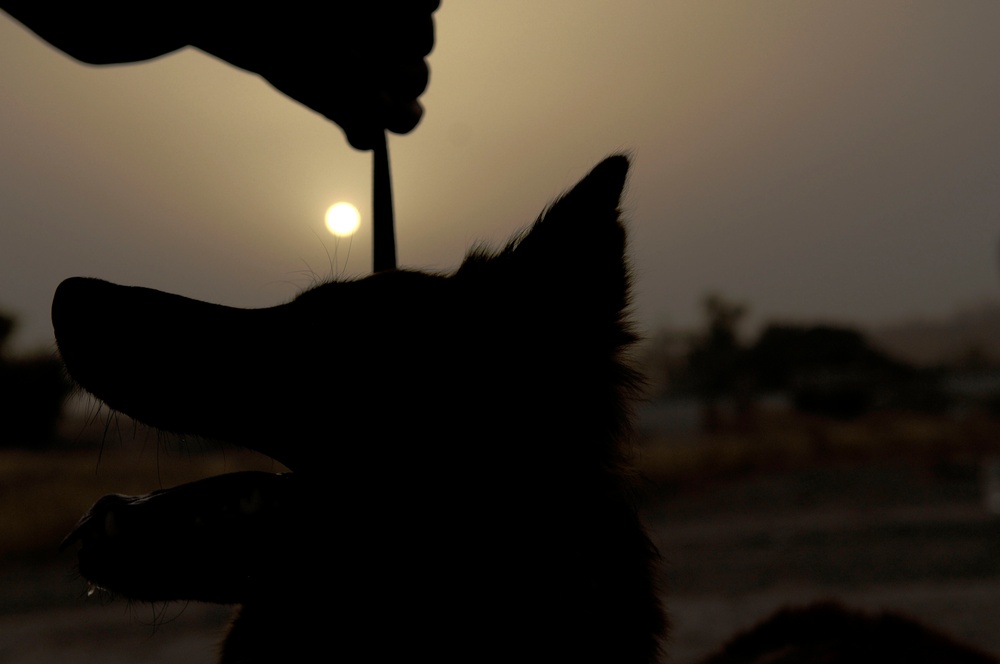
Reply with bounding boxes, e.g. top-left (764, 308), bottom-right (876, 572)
top-left (55, 156), bottom-right (667, 663)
